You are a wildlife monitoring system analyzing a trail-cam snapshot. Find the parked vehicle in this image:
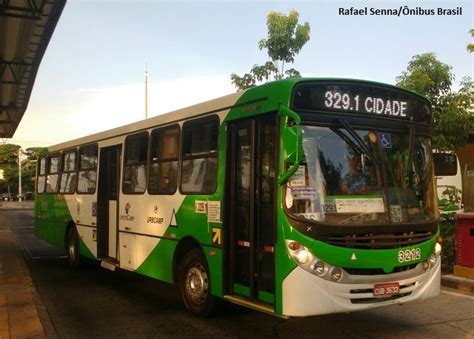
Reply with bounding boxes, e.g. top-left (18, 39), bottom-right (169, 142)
top-left (433, 151), bottom-right (463, 213)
